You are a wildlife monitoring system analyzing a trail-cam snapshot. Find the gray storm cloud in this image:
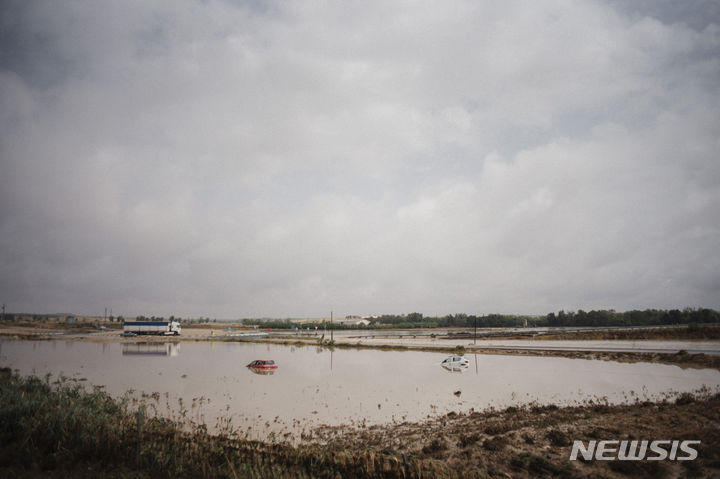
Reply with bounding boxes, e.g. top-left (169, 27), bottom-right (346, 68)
top-left (1, 0), bottom-right (719, 318)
